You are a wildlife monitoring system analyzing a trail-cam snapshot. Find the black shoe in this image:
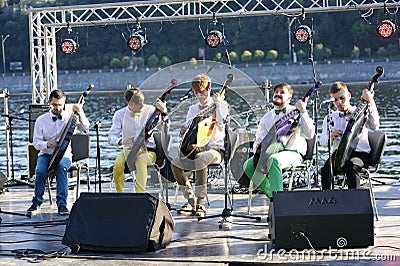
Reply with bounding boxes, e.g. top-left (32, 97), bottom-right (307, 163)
top-left (27, 203), bottom-right (40, 215)
top-left (58, 206), bottom-right (69, 216)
